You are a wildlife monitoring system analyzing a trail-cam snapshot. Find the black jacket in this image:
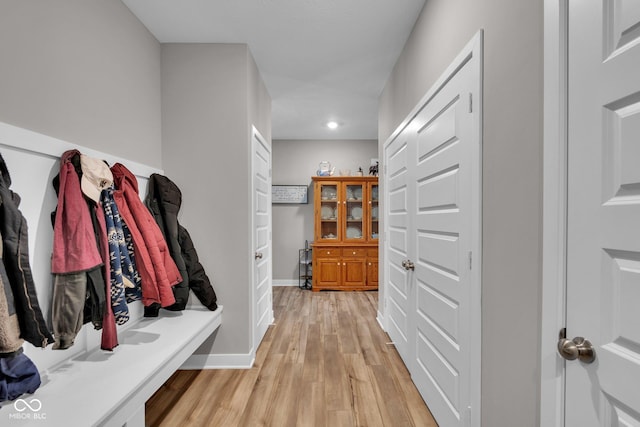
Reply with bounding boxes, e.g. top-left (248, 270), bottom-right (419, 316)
top-left (0, 154), bottom-right (54, 348)
top-left (144, 174), bottom-right (217, 313)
